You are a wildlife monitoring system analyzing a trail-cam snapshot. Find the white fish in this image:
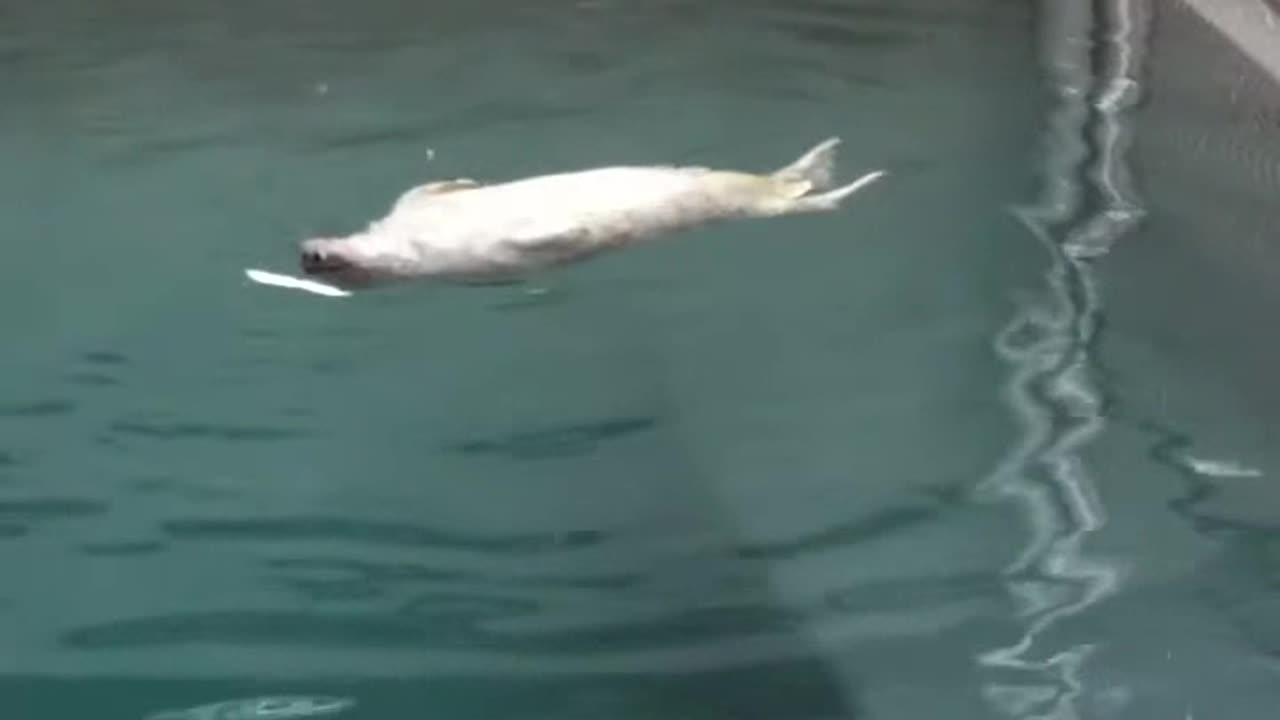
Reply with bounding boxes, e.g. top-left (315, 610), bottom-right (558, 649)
top-left (245, 268), bottom-right (352, 297)
top-left (288, 137), bottom-right (886, 291)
